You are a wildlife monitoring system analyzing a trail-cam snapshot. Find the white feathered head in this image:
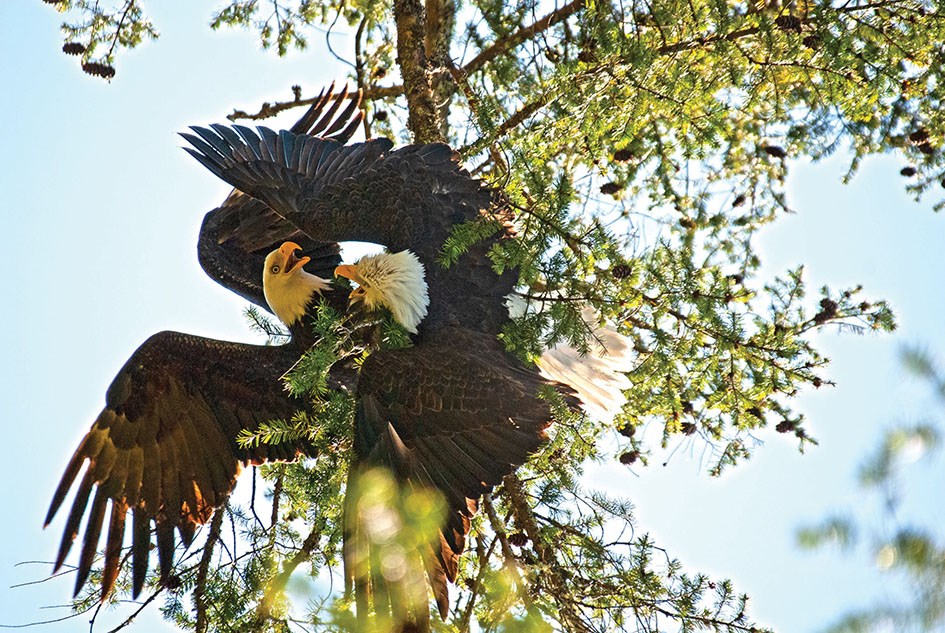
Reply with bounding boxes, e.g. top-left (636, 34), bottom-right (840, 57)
top-left (334, 250), bottom-right (429, 334)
